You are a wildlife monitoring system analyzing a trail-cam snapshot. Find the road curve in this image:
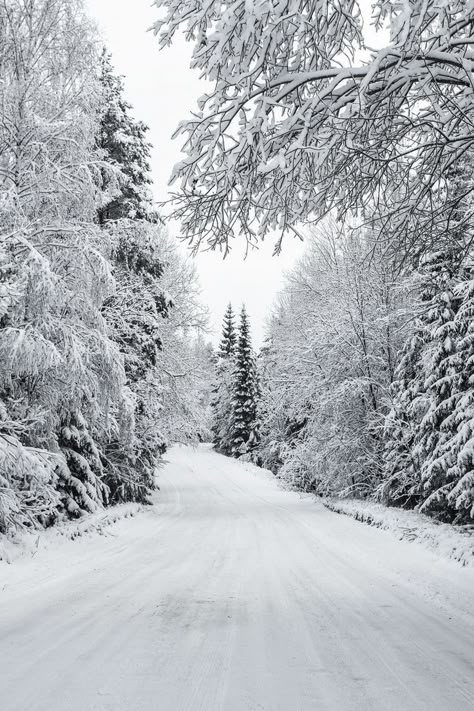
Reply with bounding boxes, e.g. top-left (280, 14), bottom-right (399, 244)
top-left (1, 444), bottom-right (474, 711)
